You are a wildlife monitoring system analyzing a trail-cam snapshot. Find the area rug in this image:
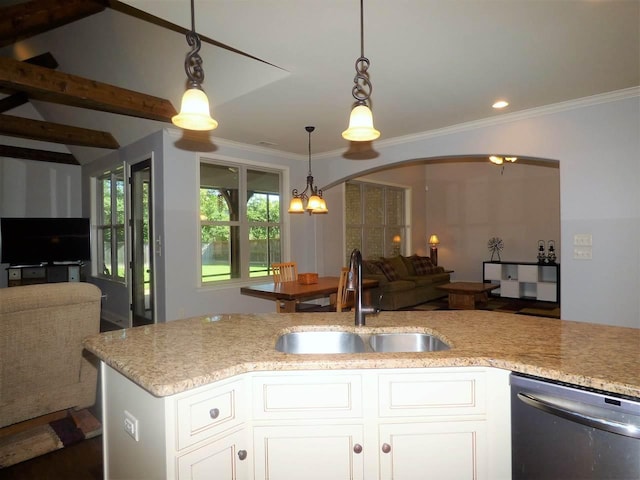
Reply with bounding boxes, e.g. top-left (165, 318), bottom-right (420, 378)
top-left (0, 409), bottom-right (102, 468)
top-left (408, 297), bottom-right (560, 319)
